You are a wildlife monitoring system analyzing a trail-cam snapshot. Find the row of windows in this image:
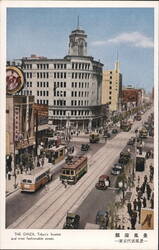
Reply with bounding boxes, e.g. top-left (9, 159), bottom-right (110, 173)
top-left (72, 82), bottom-right (89, 88)
top-left (25, 72), bottom-right (32, 78)
top-left (37, 72), bottom-right (49, 78)
top-left (71, 110), bottom-right (89, 116)
top-left (24, 64), bottom-right (32, 70)
top-left (37, 91), bottom-right (49, 96)
top-left (52, 110), bottom-right (89, 116)
top-left (54, 72), bottom-right (67, 79)
top-left (26, 82), bottom-right (32, 87)
top-left (54, 90), bottom-right (66, 97)
top-left (53, 100), bottom-right (66, 106)
top-left (37, 82), bottom-right (49, 87)
top-left (54, 82), bottom-right (66, 88)
top-left (71, 91), bottom-right (89, 97)
top-left (54, 64), bottom-right (67, 70)
top-left (72, 72), bottom-right (90, 79)
top-left (37, 100), bottom-right (49, 105)
top-left (71, 100), bottom-right (89, 106)
top-left (37, 64), bottom-right (49, 70)
top-left (22, 90), bottom-right (32, 95)
top-left (72, 63), bottom-right (90, 70)
top-left (53, 110), bottom-right (66, 116)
